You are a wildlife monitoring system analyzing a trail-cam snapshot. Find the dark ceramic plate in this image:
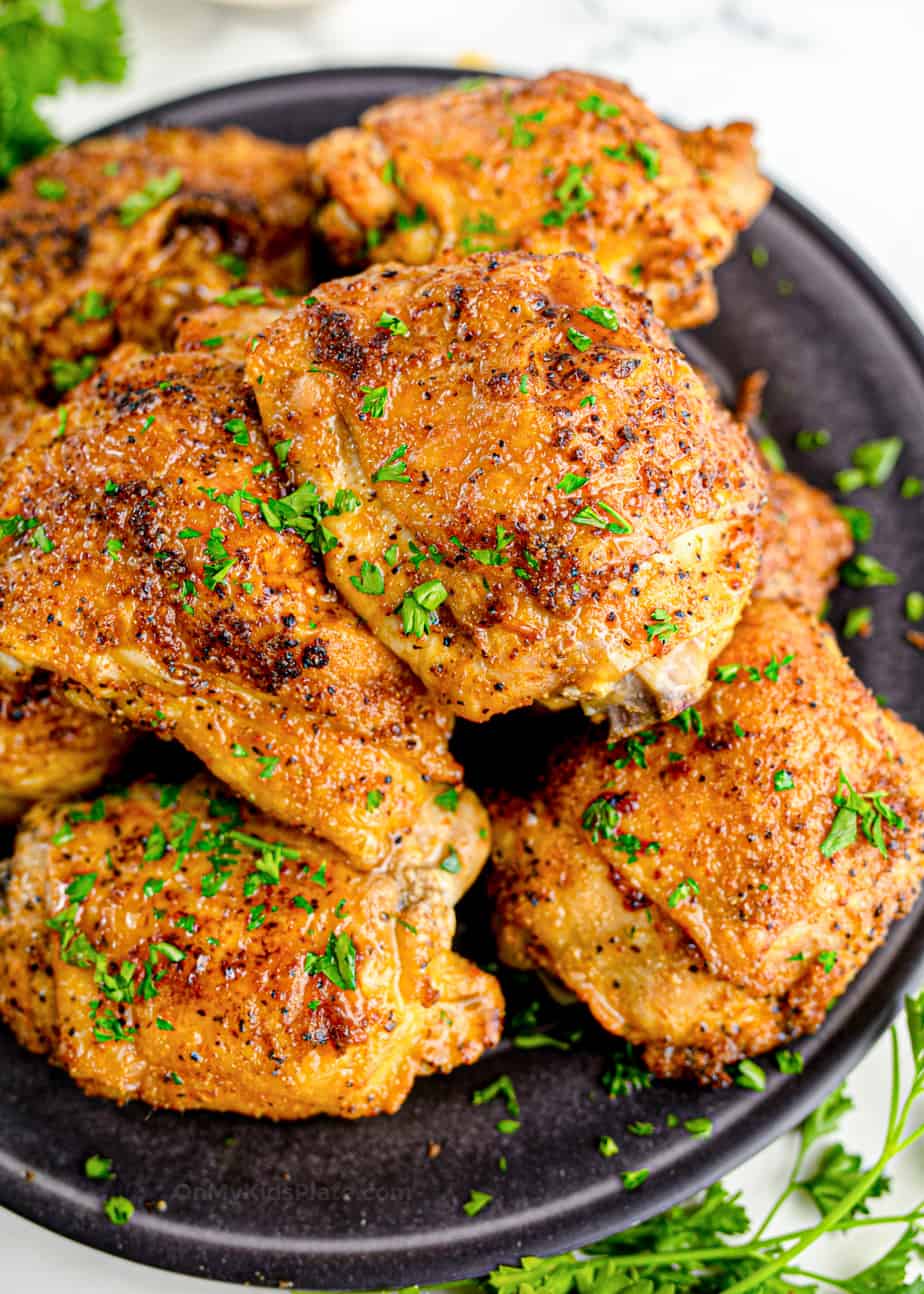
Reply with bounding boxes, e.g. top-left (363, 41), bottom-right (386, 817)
top-left (1, 66), bottom-right (923, 1292)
